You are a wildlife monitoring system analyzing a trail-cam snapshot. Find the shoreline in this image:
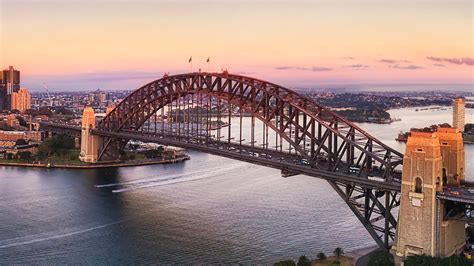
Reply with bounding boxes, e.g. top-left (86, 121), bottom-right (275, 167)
top-left (0, 155), bottom-right (190, 169)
